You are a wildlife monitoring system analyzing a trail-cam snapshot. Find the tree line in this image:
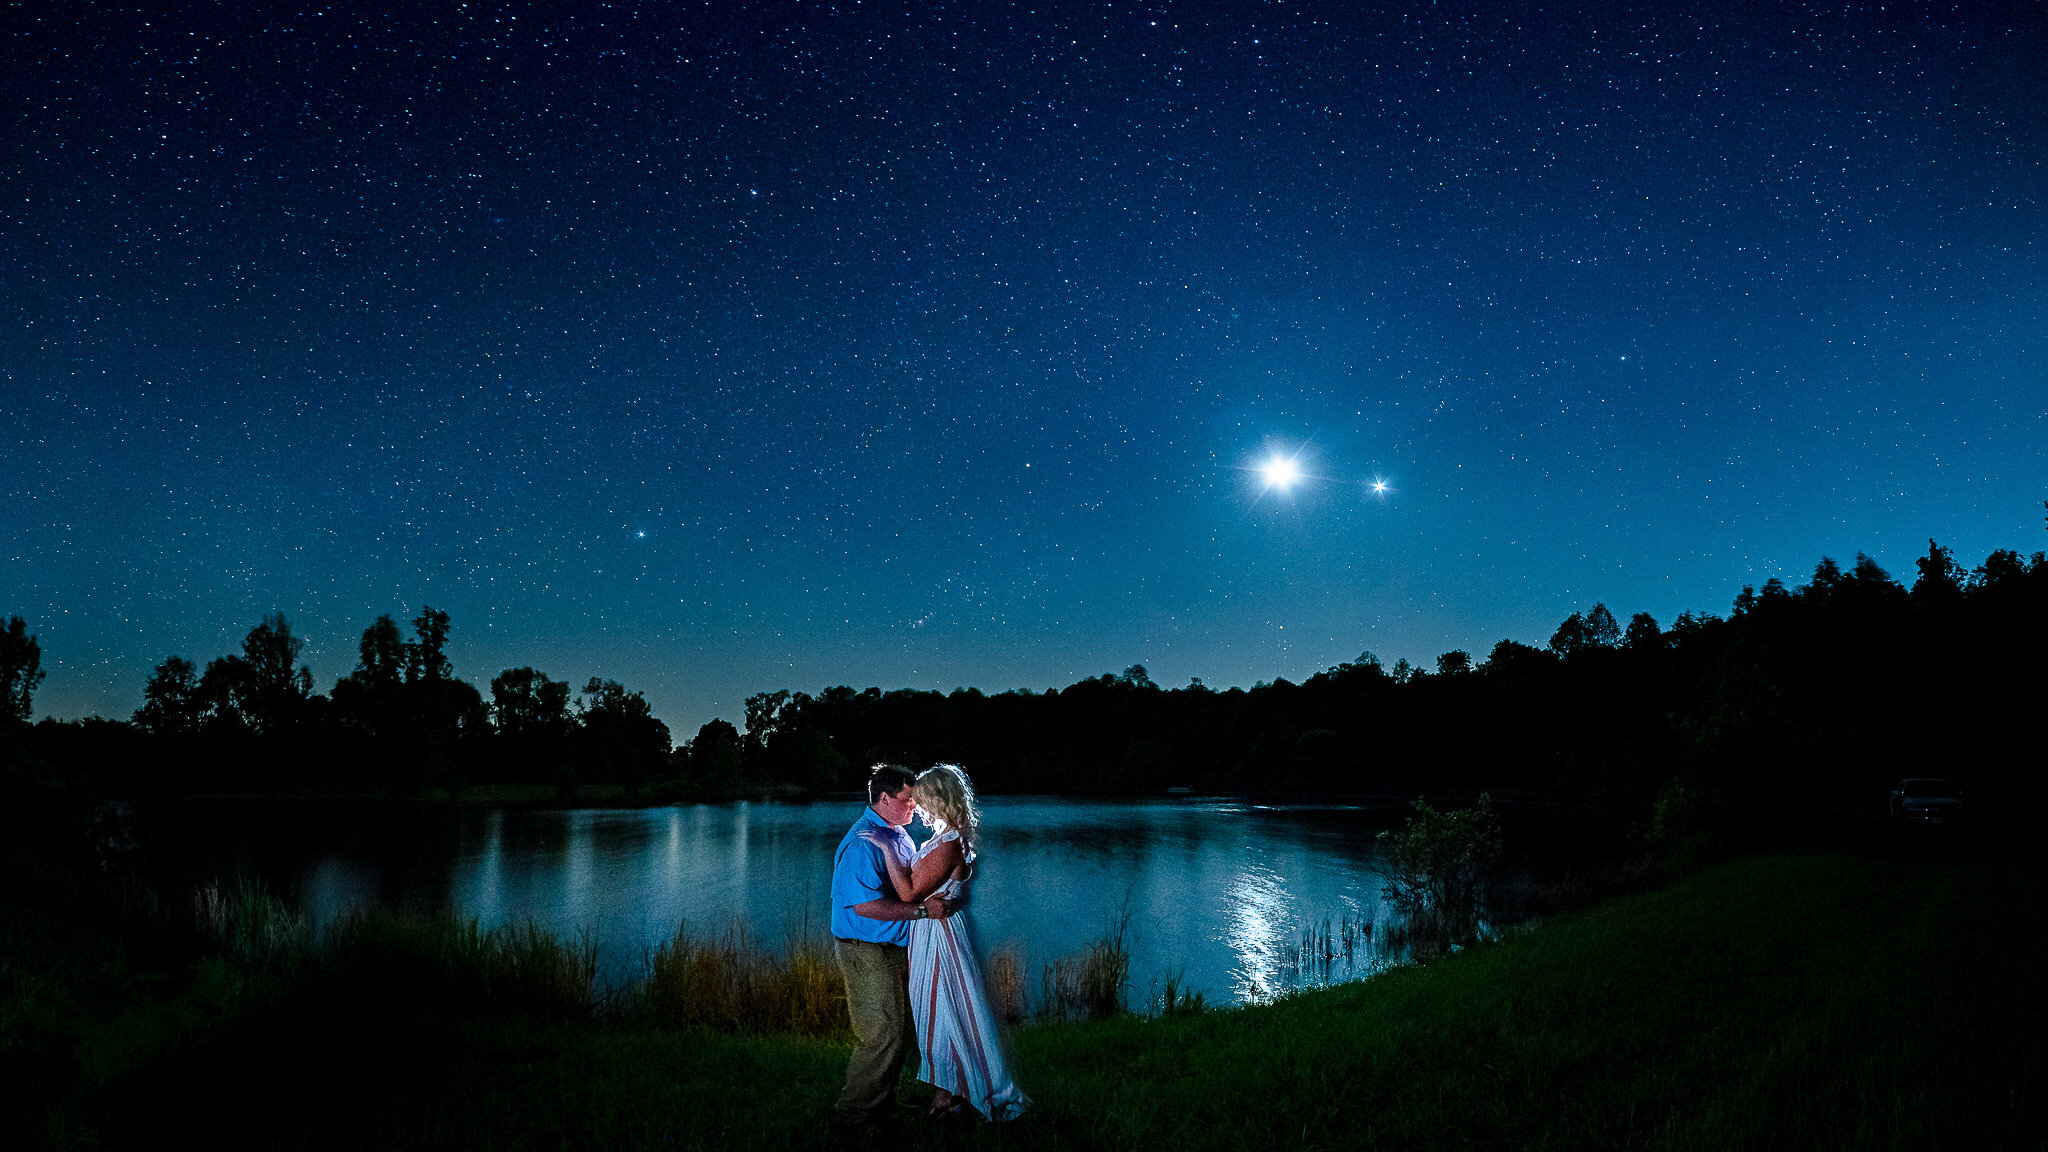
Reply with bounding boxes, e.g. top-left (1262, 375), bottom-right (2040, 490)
top-left (1, 606), bottom-right (672, 798)
top-left (732, 539), bottom-right (2047, 818)
top-left (4, 535), bottom-right (2046, 830)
